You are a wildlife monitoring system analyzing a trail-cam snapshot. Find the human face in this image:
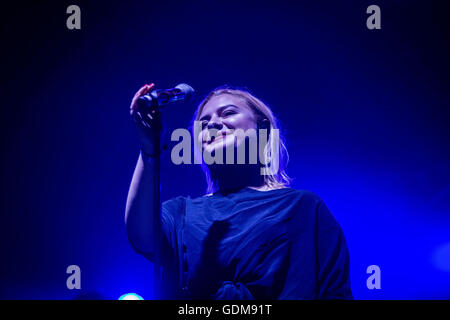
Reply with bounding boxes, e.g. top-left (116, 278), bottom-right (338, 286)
top-left (197, 94), bottom-right (258, 155)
